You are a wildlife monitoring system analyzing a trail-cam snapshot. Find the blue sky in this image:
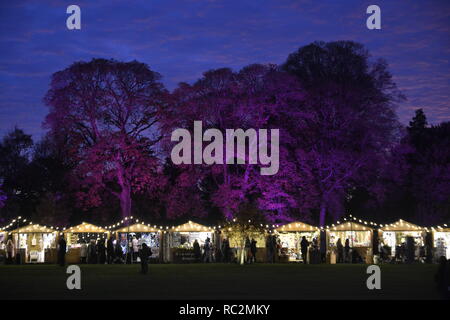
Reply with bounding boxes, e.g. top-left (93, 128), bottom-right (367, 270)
top-left (0, 0), bottom-right (449, 139)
